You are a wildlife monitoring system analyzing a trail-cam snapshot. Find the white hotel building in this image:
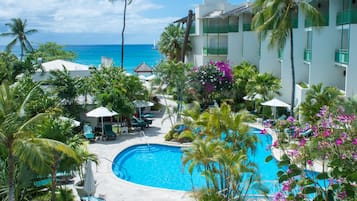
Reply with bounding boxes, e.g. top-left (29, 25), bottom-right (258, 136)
top-left (182, 0), bottom-right (357, 106)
